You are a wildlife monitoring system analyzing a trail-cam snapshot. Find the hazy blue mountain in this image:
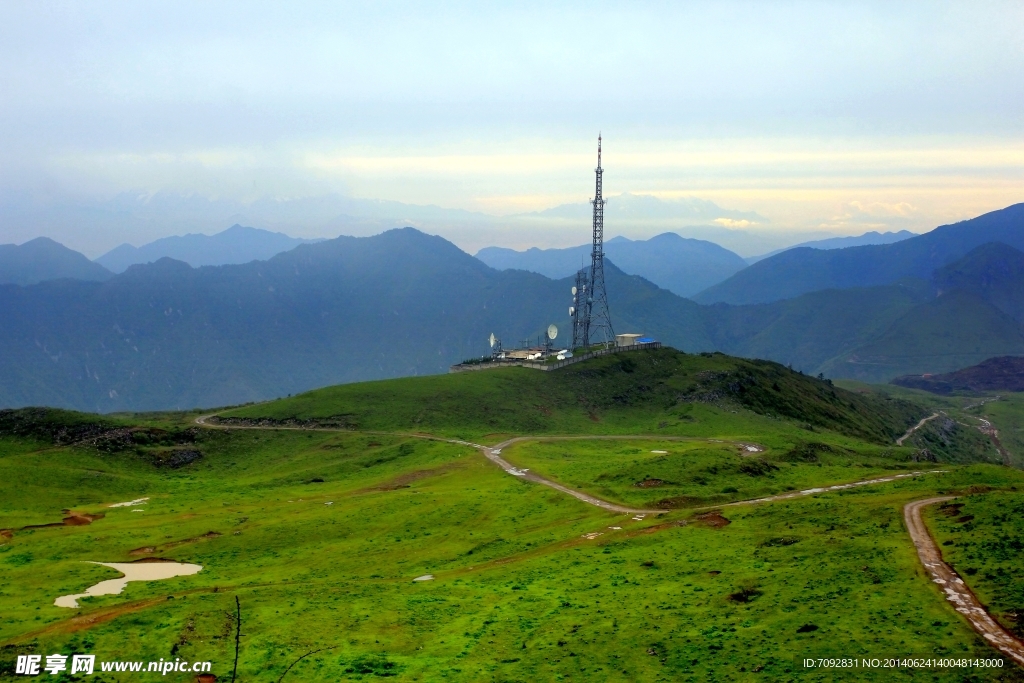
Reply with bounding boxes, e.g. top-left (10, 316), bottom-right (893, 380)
top-left (0, 228), bottom-right (712, 412)
top-left (476, 232), bottom-right (748, 297)
top-left (702, 280), bottom-right (933, 376)
top-left (699, 242), bottom-right (1024, 382)
top-left (0, 237), bottom-right (112, 285)
top-left (6, 230), bottom-right (1024, 411)
top-left (95, 224), bottom-right (322, 272)
top-left (693, 203), bottom-right (1024, 305)
top-left (746, 230), bottom-right (917, 264)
